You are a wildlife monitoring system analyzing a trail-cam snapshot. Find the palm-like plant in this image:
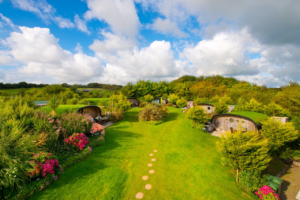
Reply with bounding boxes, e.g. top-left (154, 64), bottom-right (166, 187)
top-left (48, 97), bottom-right (60, 115)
